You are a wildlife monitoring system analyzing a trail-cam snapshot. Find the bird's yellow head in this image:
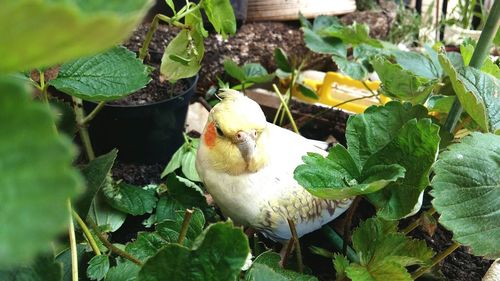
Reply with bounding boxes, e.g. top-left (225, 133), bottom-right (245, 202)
top-left (199, 90), bottom-right (269, 175)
